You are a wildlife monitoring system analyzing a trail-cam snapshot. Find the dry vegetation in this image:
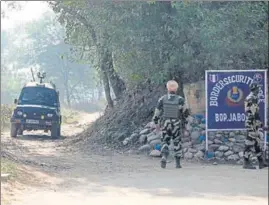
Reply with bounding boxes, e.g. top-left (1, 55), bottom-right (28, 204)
top-left (0, 104), bottom-right (84, 130)
top-left (62, 108), bottom-right (80, 124)
top-left (1, 104), bottom-right (14, 132)
top-left (76, 86), bottom-right (165, 149)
